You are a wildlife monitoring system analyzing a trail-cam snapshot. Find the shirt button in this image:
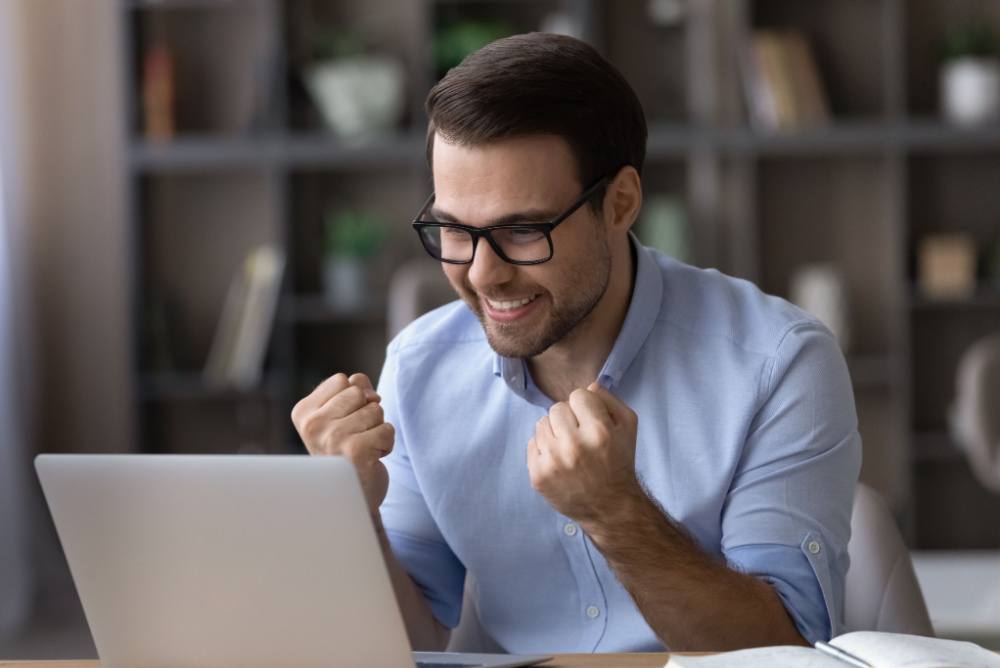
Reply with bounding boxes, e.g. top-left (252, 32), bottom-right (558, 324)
top-left (563, 523), bottom-right (578, 537)
top-left (808, 540), bottom-right (822, 555)
top-left (586, 605), bottom-right (601, 619)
